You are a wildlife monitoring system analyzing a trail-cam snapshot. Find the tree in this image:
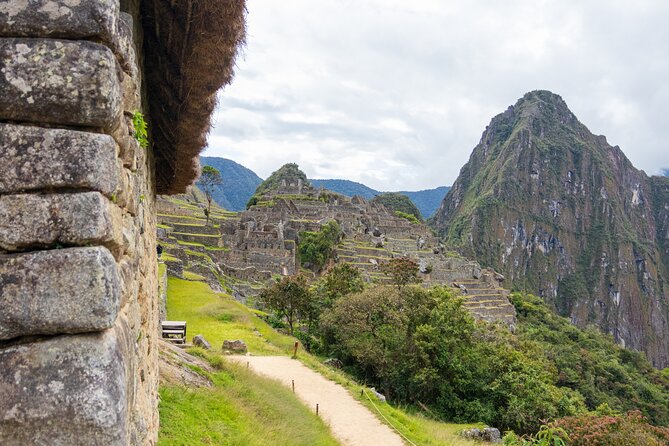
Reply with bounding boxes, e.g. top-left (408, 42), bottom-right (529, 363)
top-left (319, 263), bottom-right (364, 307)
top-left (259, 275), bottom-right (313, 335)
top-left (381, 257), bottom-right (420, 289)
top-left (199, 165), bottom-right (222, 224)
top-left (298, 220), bottom-right (342, 271)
